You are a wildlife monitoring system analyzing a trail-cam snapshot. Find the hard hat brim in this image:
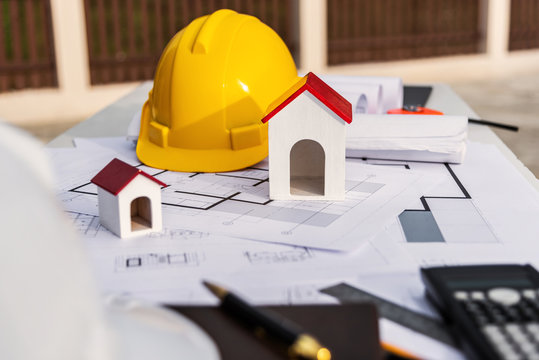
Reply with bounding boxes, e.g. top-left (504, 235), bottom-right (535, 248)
top-left (136, 101), bottom-right (268, 173)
